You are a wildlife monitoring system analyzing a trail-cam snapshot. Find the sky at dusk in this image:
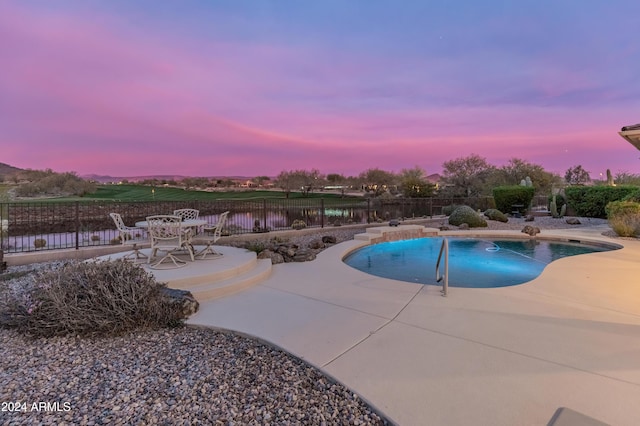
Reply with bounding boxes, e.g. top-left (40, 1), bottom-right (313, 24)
top-left (2, 1), bottom-right (640, 179)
